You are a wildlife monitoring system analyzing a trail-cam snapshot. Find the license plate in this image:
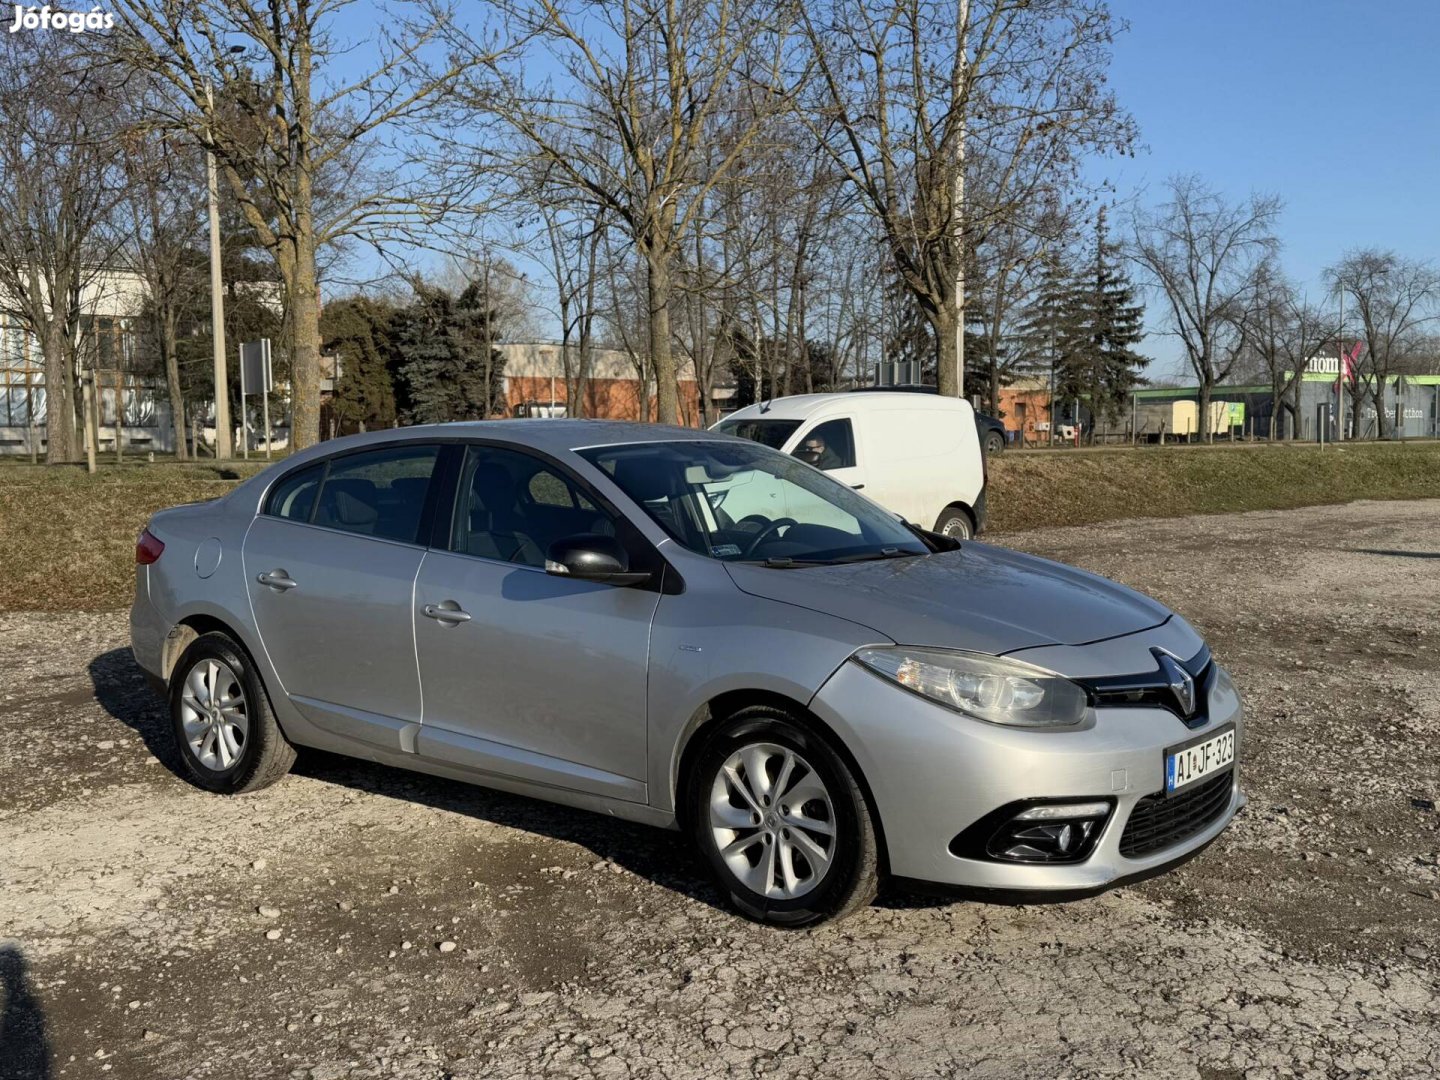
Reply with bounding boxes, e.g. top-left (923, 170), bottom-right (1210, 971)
top-left (1165, 726), bottom-right (1235, 795)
